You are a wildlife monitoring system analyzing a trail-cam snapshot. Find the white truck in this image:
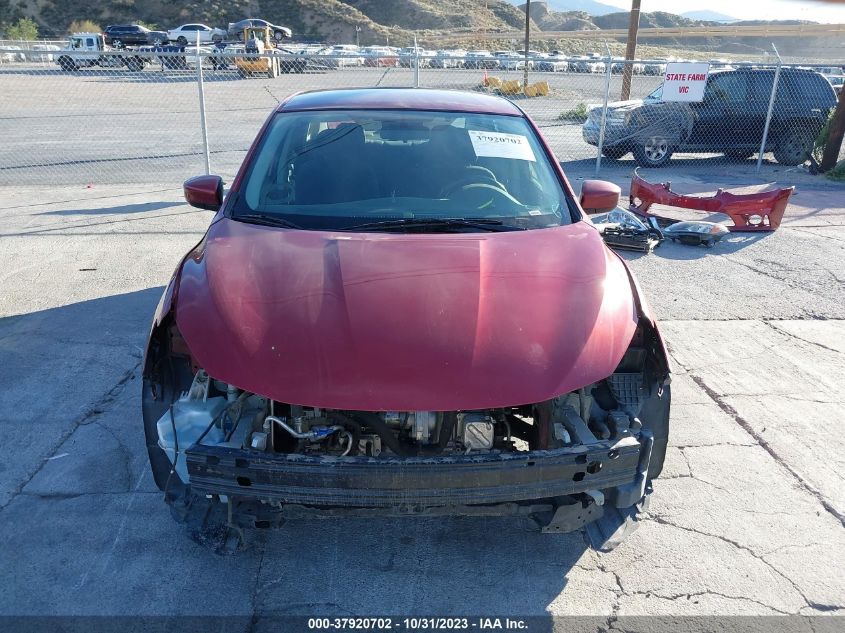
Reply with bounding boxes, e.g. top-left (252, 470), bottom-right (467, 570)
top-left (55, 32), bottom-right (154, 72)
